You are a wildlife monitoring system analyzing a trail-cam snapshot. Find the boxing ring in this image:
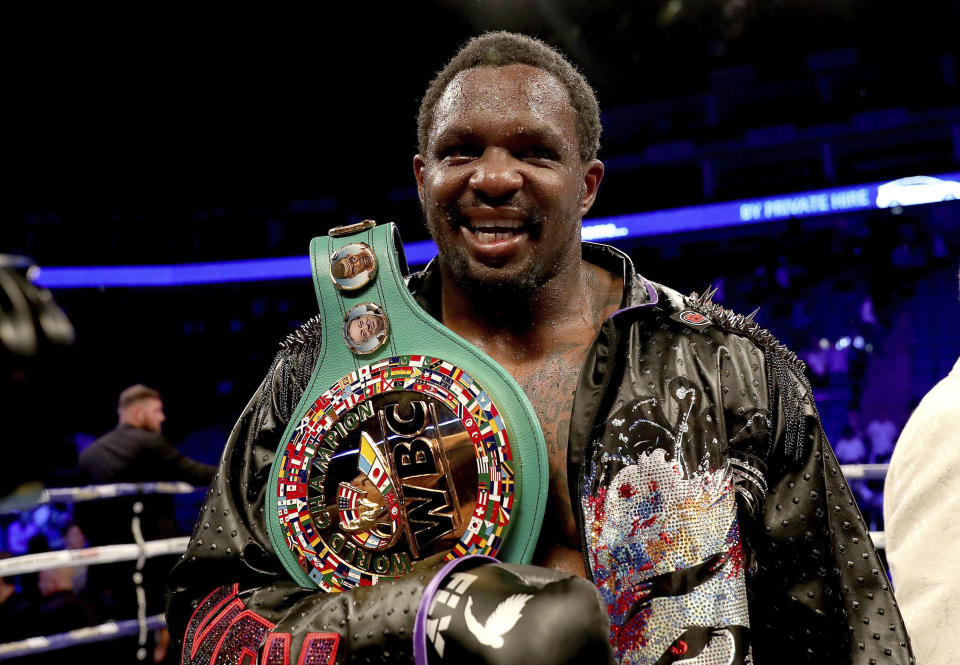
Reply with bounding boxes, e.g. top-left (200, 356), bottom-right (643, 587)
top-left (0, 465), bottom-right (890, 660)
top-left (0, 482), bottom-right (202, 661)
